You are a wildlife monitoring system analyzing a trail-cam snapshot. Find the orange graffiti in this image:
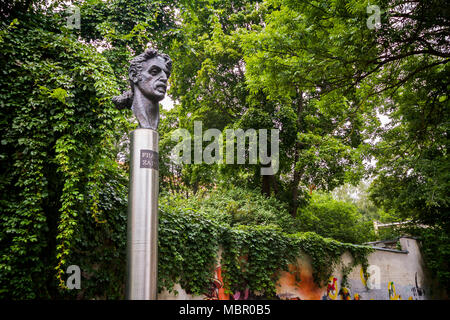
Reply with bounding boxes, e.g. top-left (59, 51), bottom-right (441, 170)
top-left (216, 266), bottom-right (230, 300)
top-left (276, 263), bottom-right (323, 300)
